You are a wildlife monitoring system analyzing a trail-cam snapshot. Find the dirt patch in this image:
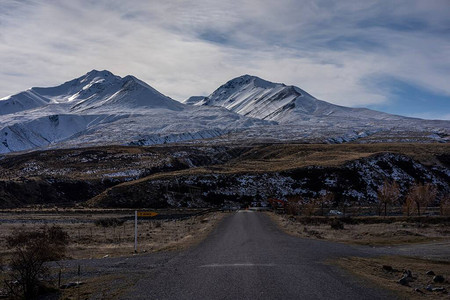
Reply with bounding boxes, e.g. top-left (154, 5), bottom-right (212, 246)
top-left (268, 212), bottom-right (450, 246)
top-left (333, 256), bottom-right (450, 299)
